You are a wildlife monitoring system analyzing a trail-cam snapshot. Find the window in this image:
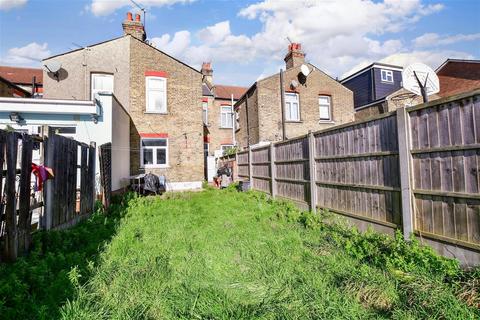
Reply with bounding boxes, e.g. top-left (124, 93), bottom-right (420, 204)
top-left (146, 77), bottom-right (167, 113)
top-left (204, 143), bottom-right (209, 156)
top-left (221, 144), bottom-right (234, 155)
top-left (141, 138), bottom-right (168, 168)
top-left (91, 73), bottom-right (113, 99)
top-left (220, 105), bottom-right (233, 128)
top-left (319, 96), bottom-right (331, 121)
top-left (380, 69), bottom-right (394, 83)
top-left (202, 101), bottom-right (208, 124)
top-left (285, 93), bottom-right (300, 121)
